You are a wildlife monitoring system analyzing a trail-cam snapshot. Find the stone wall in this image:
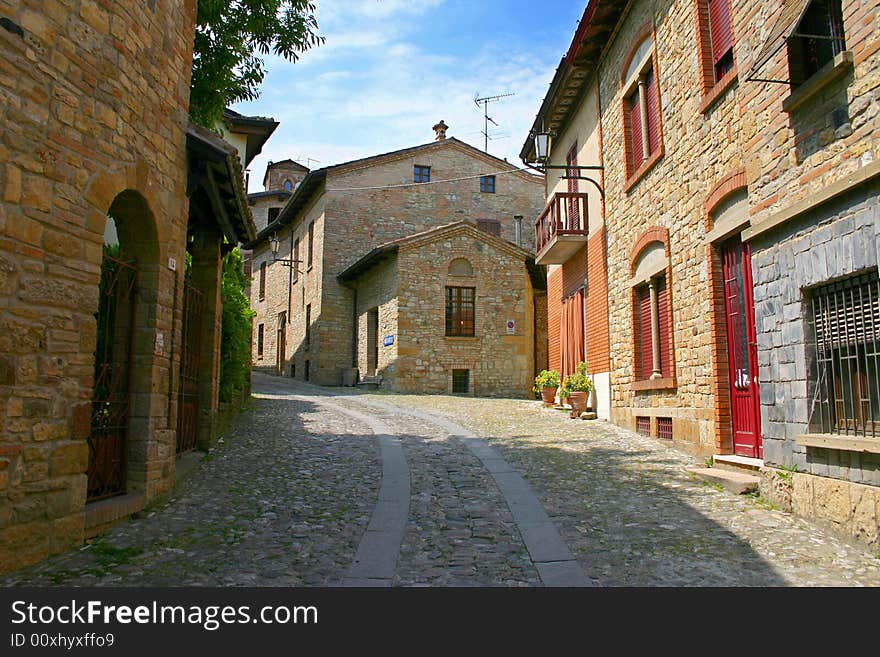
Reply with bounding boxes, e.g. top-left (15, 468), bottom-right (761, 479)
top-left (0, 0), bottom-right (197, 572)
top-left (353, 256), bottom-right (399, 385)
top-left (598, 0), bottom-right (746, 452)
top-left (395, 231), bottom-right (535, 397)
top-left (750, 181), bottom-right (880, 484)
top-left (250, 194), bottom-right (326, 383)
